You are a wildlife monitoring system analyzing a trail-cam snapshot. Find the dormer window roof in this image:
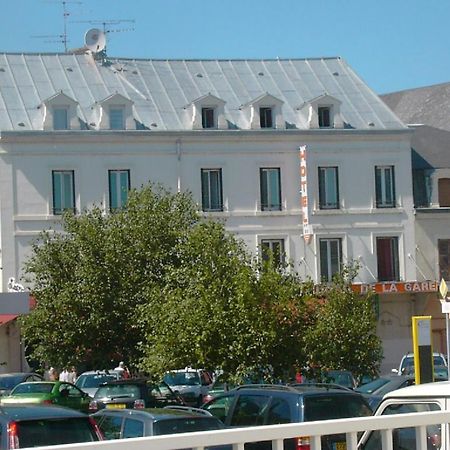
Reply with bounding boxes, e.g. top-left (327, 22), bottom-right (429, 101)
top-left (41, 91), bottom-right (79, 131)
top-left (187, 93), bottom-right (226, 130)
top-left (298, 93), bottom-right (344, 129)
top-left (241, 93), bottom-right (285, 130)
top-left (94, 93), bottom-right (135, 130)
